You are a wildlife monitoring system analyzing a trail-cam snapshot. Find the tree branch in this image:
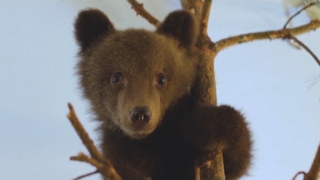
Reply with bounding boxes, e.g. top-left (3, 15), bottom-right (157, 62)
top-left (73, 170), bottom-right (99, 180)
top-left (70, 153), bottom-right (103, 171)
top-left (126, 0), bottom-right (160, 26)
top-left (292, 145), bottom-right (320, 180)
top-left (215, 20), bottom-right (320, 52)
top-left (67, 103), bottom-right (122, 180)
top-left (283, 2), bottom-right (318, 29)
top-left (199, 0), bottom-right (212, 36)
top-left (67, 103), bottom-right (105, 162)
top-left (305, 145), bottom-right (320, 180)
top-left (293, 171), bottom-right (307, 180)
top-left (286, 34), bottom-right (320, 66)
top-left (179, 1), bottom-right (226, 180)
top-left (180, 0), bottom-right (204, 21)
top-left (282, 2), bottom-right (320, 67)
